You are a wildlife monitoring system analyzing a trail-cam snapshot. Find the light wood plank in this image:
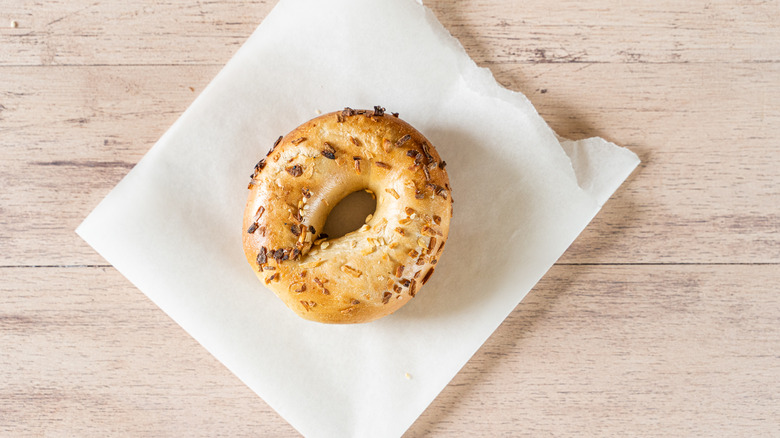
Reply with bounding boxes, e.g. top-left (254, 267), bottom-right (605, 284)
top-left (1, 63), bottom-right (777, 265)
top-left (0, 64), bottom-right (220, 266)
top-left (1, 0), bottom-right (779, 66)
top-left (521, 62), bottom-right (780, 264)
top-left (411, 263), bottom-right (780, 436)
top-left (427, 0), bottom-right (780, 64)
top-left (3, 1), bottom-right (778, 437)
top-left (0, 266), bottom-right (298, 437)
top-left (2, 265), bottom-right (777, 436)
top-left (0, 0), bottom-right (272, 67)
